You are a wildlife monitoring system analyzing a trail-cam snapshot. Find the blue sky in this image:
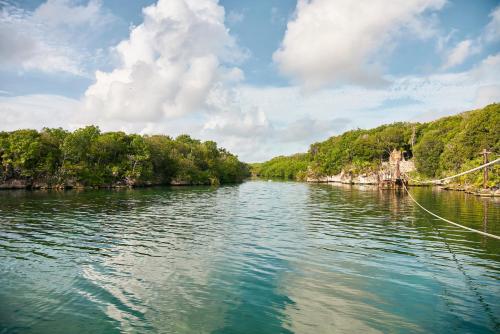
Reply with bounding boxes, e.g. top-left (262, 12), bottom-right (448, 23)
top-left (0, 0), bottom-right (499, 161)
